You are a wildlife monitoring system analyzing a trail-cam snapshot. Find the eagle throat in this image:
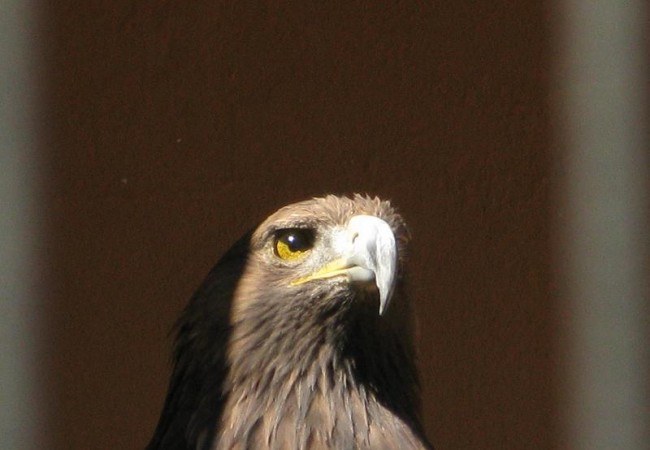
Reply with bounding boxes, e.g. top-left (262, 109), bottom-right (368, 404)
top-left (217, 283), bottom-right (424, 449)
